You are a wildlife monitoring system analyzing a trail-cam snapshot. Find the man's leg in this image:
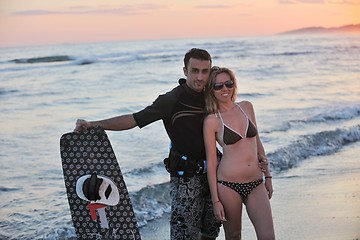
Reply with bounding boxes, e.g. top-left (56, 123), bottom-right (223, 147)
top-left (200, 235), bottom-right (216, 240)
top-left (170, 176), bottom-right (203, 240)
top-left (200, 175), bottom-right (221, 240)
